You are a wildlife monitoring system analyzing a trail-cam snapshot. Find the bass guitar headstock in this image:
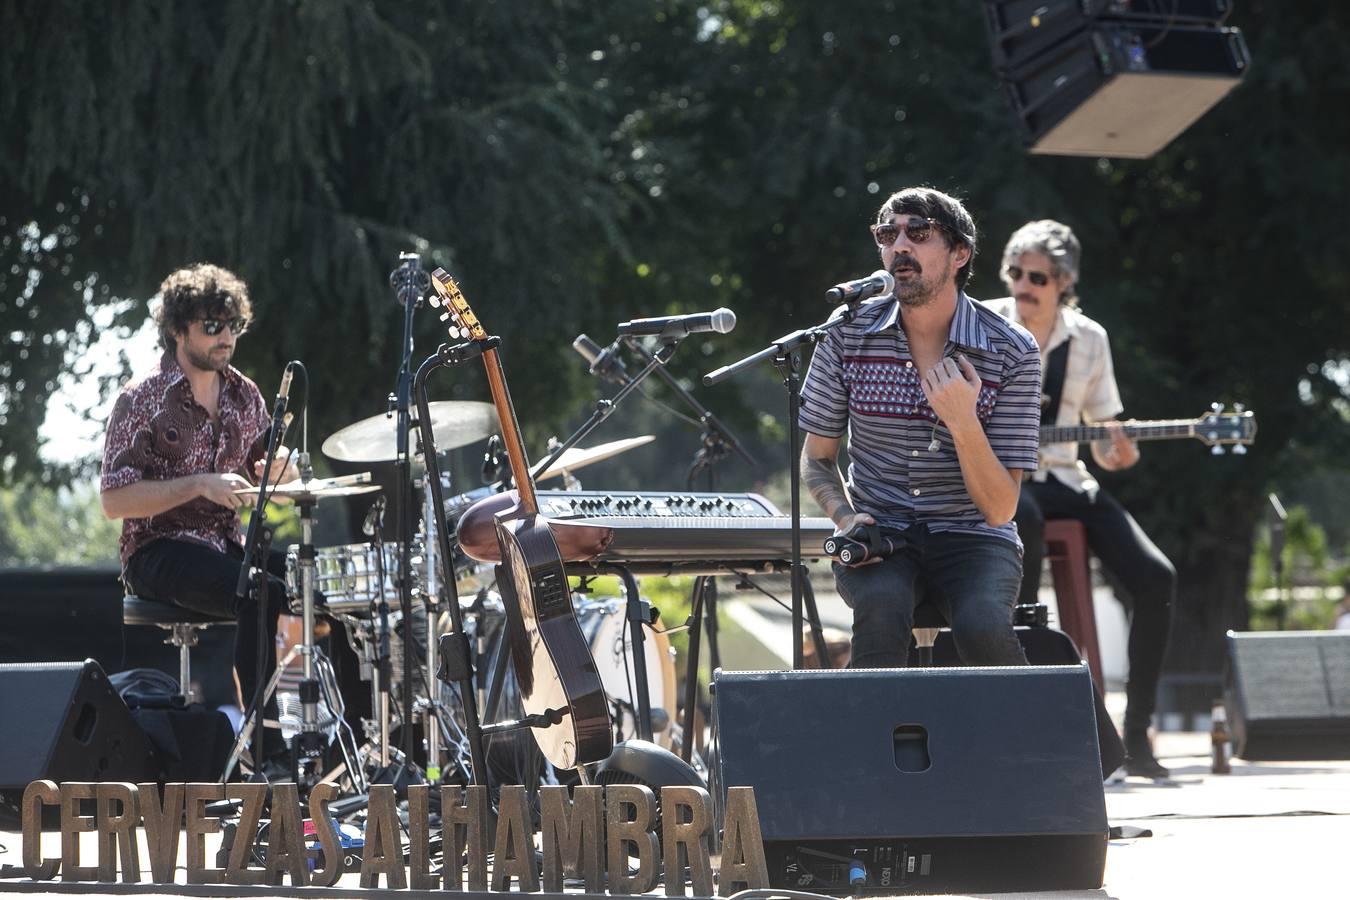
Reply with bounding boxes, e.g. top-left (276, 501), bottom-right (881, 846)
top-left (1195, 403), bottom-right (1258, 454)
